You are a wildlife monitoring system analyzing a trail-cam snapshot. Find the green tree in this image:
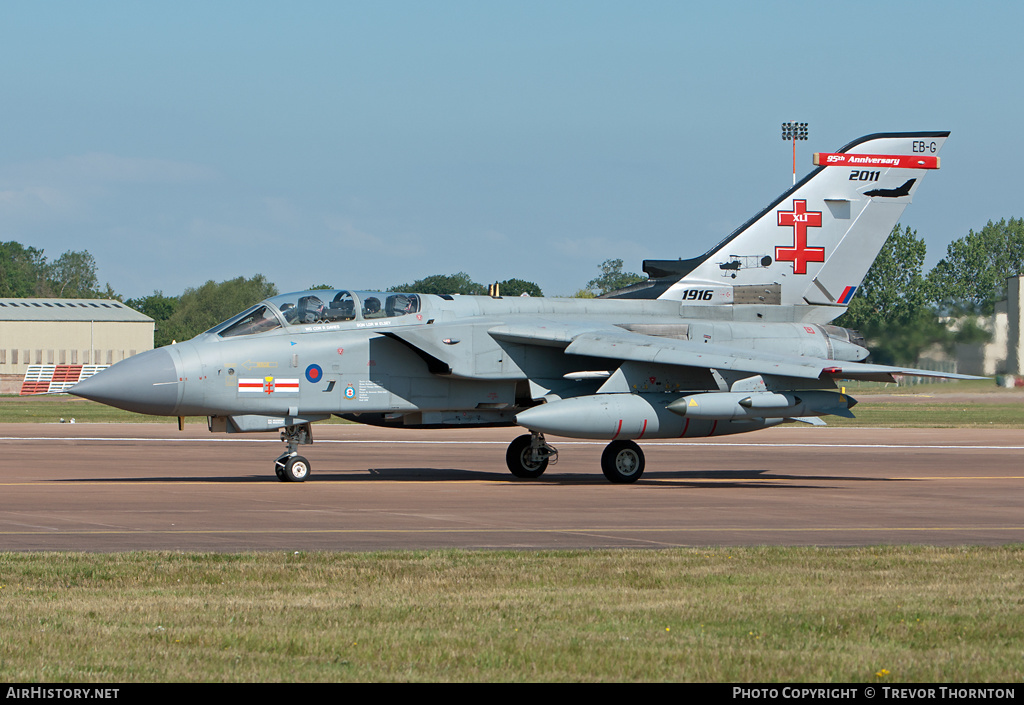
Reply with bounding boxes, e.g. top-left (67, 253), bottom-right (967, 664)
top-left (389, 272), bottom-right (486, 296)
top-left (838, 225), bottom-right (987, 366)
top-left (125, 291), bottom-right (180, 346)
top-left (926, 217), bottom-right (1024, 315)
top-left (46, 250), bottom-right (100, 298)
top-left (100, 283), bottom-right (123, 302)
top-left (841, 225), bottom-right (931, 331)
top-left (158, 275), bottom-right (278, 344)
top-left (0, 242), bottom-right (111, 298)
top-left (496, 278), bottom-right (543, 297)
top-left (0, 241), bottom-right (48, 296)
top-left (125, 291), bottom-right (179, 321)
top-left (586, 258), bottom-right (645, 296)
